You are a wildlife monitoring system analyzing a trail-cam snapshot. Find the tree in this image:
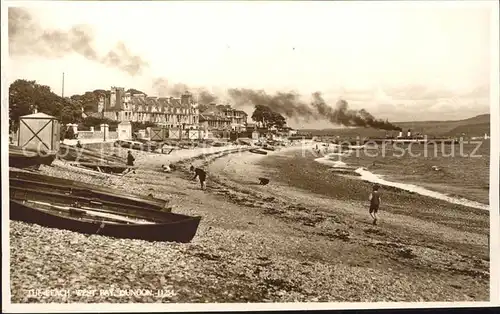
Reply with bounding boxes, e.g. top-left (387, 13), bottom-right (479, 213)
top-left (9, 79), bottom-right (82, 132)
top-left (80, 116), bottom-right (118, 130)
top-left (270, 111), bottom-right (286, 128)
top-left (71, 92), bottom-right (99, 113)
top-left (251, 105), bottom-right (271, 127)
top-left (251, 105), bottom-right (286, 128)
top-left (9, 80), bottom-right (37, 132)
